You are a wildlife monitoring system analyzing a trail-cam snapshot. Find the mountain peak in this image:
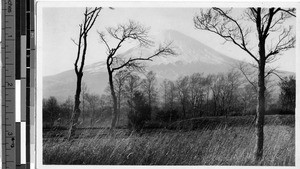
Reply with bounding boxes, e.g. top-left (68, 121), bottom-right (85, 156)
top-left (148, 29), bottom-right (237, 65)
